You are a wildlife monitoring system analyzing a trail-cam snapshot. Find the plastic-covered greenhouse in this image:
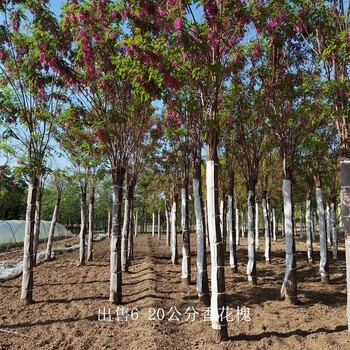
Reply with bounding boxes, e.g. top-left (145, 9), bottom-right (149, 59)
top-left (0, 220), bottom-right (71, 245)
